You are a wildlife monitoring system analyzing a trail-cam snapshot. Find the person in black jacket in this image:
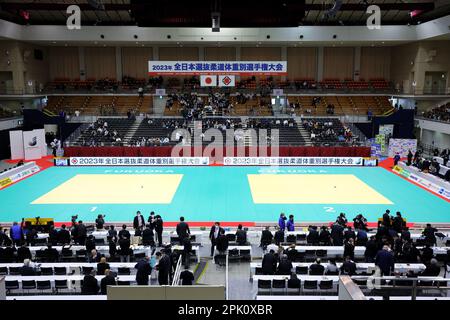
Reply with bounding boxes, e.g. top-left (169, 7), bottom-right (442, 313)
top-left (307, 226), bottom-right (319, 245)
top-left (421, 258), bottom-right (440, 277)
top-left (260, 226), bottom-right (273, 249)
top-left (154, 215), bottom-right (164, 247)
top-left (277, 254), bottom-right (293, 275)
top-left (82, 270), bottom-right (99, 295)
top-left (119, 236), bottom-right (131, 262)
top-left (274, 227), bottom-right (285, 245)
top-left (344, 238), bottom-right (355, 260)
top-left (97, 256), bottom-right (110, 275)
top-left (340, 256), bottom-right (357, 275)
top-left (235, 224), bottom-right (247, 245)
top-left (422, 224), bottom-right (437, 246)
top-left (95, 215), bottom-right (105, 230)
top-left (179, 266), bottom-right (195, 285)
top-left (364, 236), bottom-right (378, 262)
top-left (44, 244), bottom-right (59, 262)
top-left (182, 237), bottom-right (192, 267)
top-left (319, 226), bottom-right (331, 245)
top-left (392, 212), bottom-right (405, 233)
top-left (17, 244), bottom-right (32, 262)
top-left (20, 259), bottom-right (36, 276)
top-left (57, 224), bottom-right (71, 245)
top-left (331, 222), bottom-right (344, 246)
top-left (176, 217), bottom-right (190, 244)
top-left (133, 211), bottom-right (145, 233)
top-left (142, 224), bottom-right (155, 247)
top-left (382, 210), bottom-right (392, 228)
top-left (48, 225), bottom-right (59, 246)
top-left (215, 229), bottom-right (229, 255)
top-left (262, 250), bottom-right (277, 275)
top-left (156, 251), bottom-right (171, 285)
top-left (100, 269), bottom-right (116, 294)
top-left (135, 256), bottom-right (152, 285)
top-left (118, 224), bottom-right (131, 240)
top-left (85, 235), bottom-right (96, 253)
top-left (148, 211), bottom-right (156, 231)
top-left (309, 258), bottom-right (325, 275)
top-left (209, 222), bottom-right (224, 257)
top-left (76, 220), bottom-right (87, 245)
